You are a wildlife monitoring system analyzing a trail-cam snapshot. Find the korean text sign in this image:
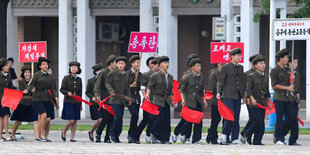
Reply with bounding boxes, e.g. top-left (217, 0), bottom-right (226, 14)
top-left (273, 18), bottom-right (310, 40)
top-left (210, 42), bottom-right (244, 64)
top-left (19, 42), bottom-right (47, 62)
top-left (128, 32), bottom-right (158, 53)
